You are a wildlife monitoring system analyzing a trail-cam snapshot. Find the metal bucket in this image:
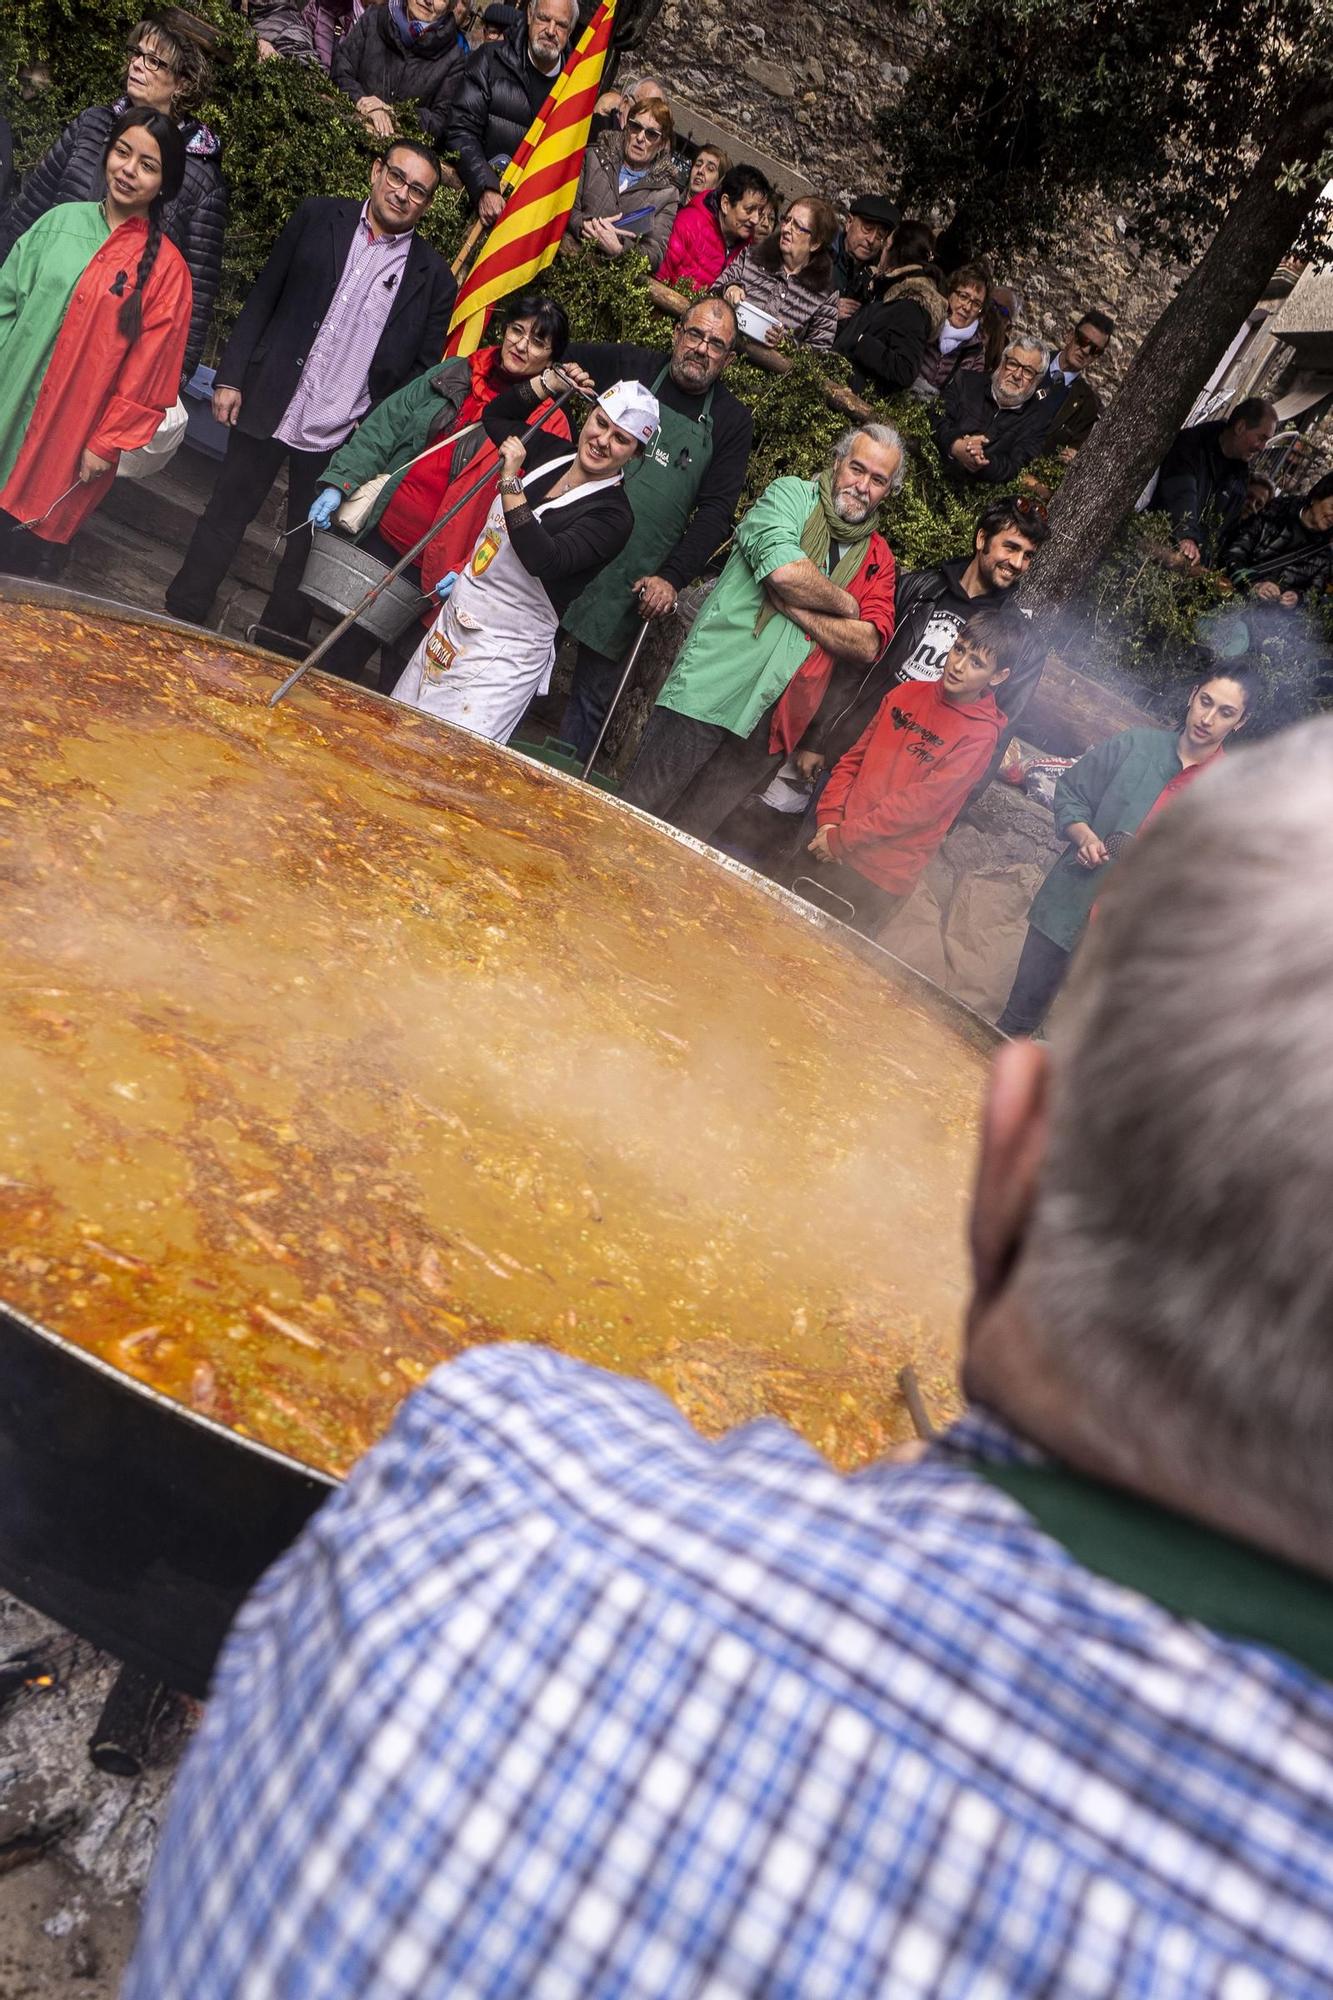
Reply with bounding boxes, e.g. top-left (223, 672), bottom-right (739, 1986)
top-left (300, 528), bottom-right (426, 642)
